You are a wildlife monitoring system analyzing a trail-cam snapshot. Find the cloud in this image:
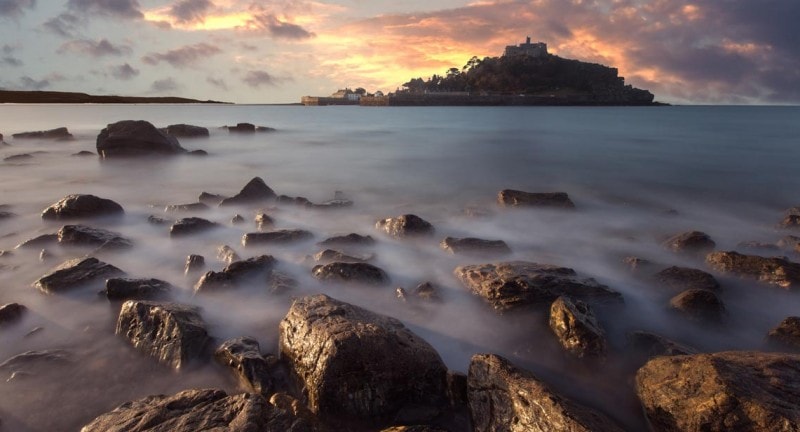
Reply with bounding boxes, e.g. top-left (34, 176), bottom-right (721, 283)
top-left (17, 73), bottom-right (65, 90)
top-left (67, 0), bottom-right (143, 19)
top-left (110, 63), bottom-right (139, 80)
top-left (0, 0), bottom-right (35, 18)
top-left (43, 12), bottom-right (82, 38)
top-left (57, 39), bottom-right (132, 57)
top-left (142, 42), bottom-right (221, 68)
top-left (242, 70), bottom-right (282, 88)
top-left (244, 12), bottom-right (315, 39)
top-left (206, 76), bottom-right (228, 90)
top-left (1, 56), bottom-right (22, 66)
top-left (169, 0), bottom-right (212, 24)
top-left (150, 77), bottom-right (180, 93)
